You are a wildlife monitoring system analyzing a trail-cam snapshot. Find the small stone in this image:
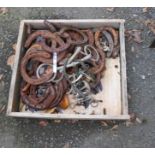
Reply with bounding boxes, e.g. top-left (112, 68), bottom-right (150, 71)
top-left (106, 8), bottom-right (114, 12)
top-left (39, 120), bottom-right (48, 127)
top-left (131, 46), bottom-right (135, 52)
top-left (68, 119), bottom-right (78, 123)
top-left (142, 118), bottom-right (147, 123)
top-left (136, 117), bottom-right (142, 124)
top-left (63, 142), bottom-right (70, 148)
top-left (0, 74), bottom-right (3, 81)
top-left (113, 133), bottom-right (118, 137)
top-left (0, 8), bottom-right (8, 14)
top-left (0, 42), bottom-right (4, 49)
top-left (54, 119), bottom-right (61, 123)
top-left (7, 54), bottom-right (15, 70)
top-left (132, 66), bottom-right (136, 72)
top-left (105, 120), bottom-right (115, 126)
top-left (12, 43), bottom-right (17, 53)
top-left (130, 113), bottom-right (136, 122)
top-left (128, 94), bottom-right (131, 100)
top-left (101, 121), bottom-right (108, 127)
top-left (0, 80), bottom-right (4, 92)
top-left (0, 104), bottom-right (6, 113)
top-left (24, 134), bottom-right (28, 138)
top-left (141, 75), bottom-right (146, 80)
top-left (143, 7), bottom-right (148, 13)
top-left (148, 73), bottom-right (152, 76)
top-left (125, 121), bottom-right (133, 127)
top-left (111, 124), bottom-right (118, 130)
